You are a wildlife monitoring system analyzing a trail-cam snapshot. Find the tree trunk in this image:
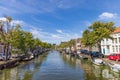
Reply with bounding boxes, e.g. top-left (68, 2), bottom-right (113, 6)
top-left (3, 45), bottom-right (6, 61)
top-left (97, 42), bottom-right (101, 53)
top-left (3, 44), bottom-right (8, 61)
top-left (6, 45), bottom-right (9, 60)
top-left (5, 45), bottom-right (8, 61)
